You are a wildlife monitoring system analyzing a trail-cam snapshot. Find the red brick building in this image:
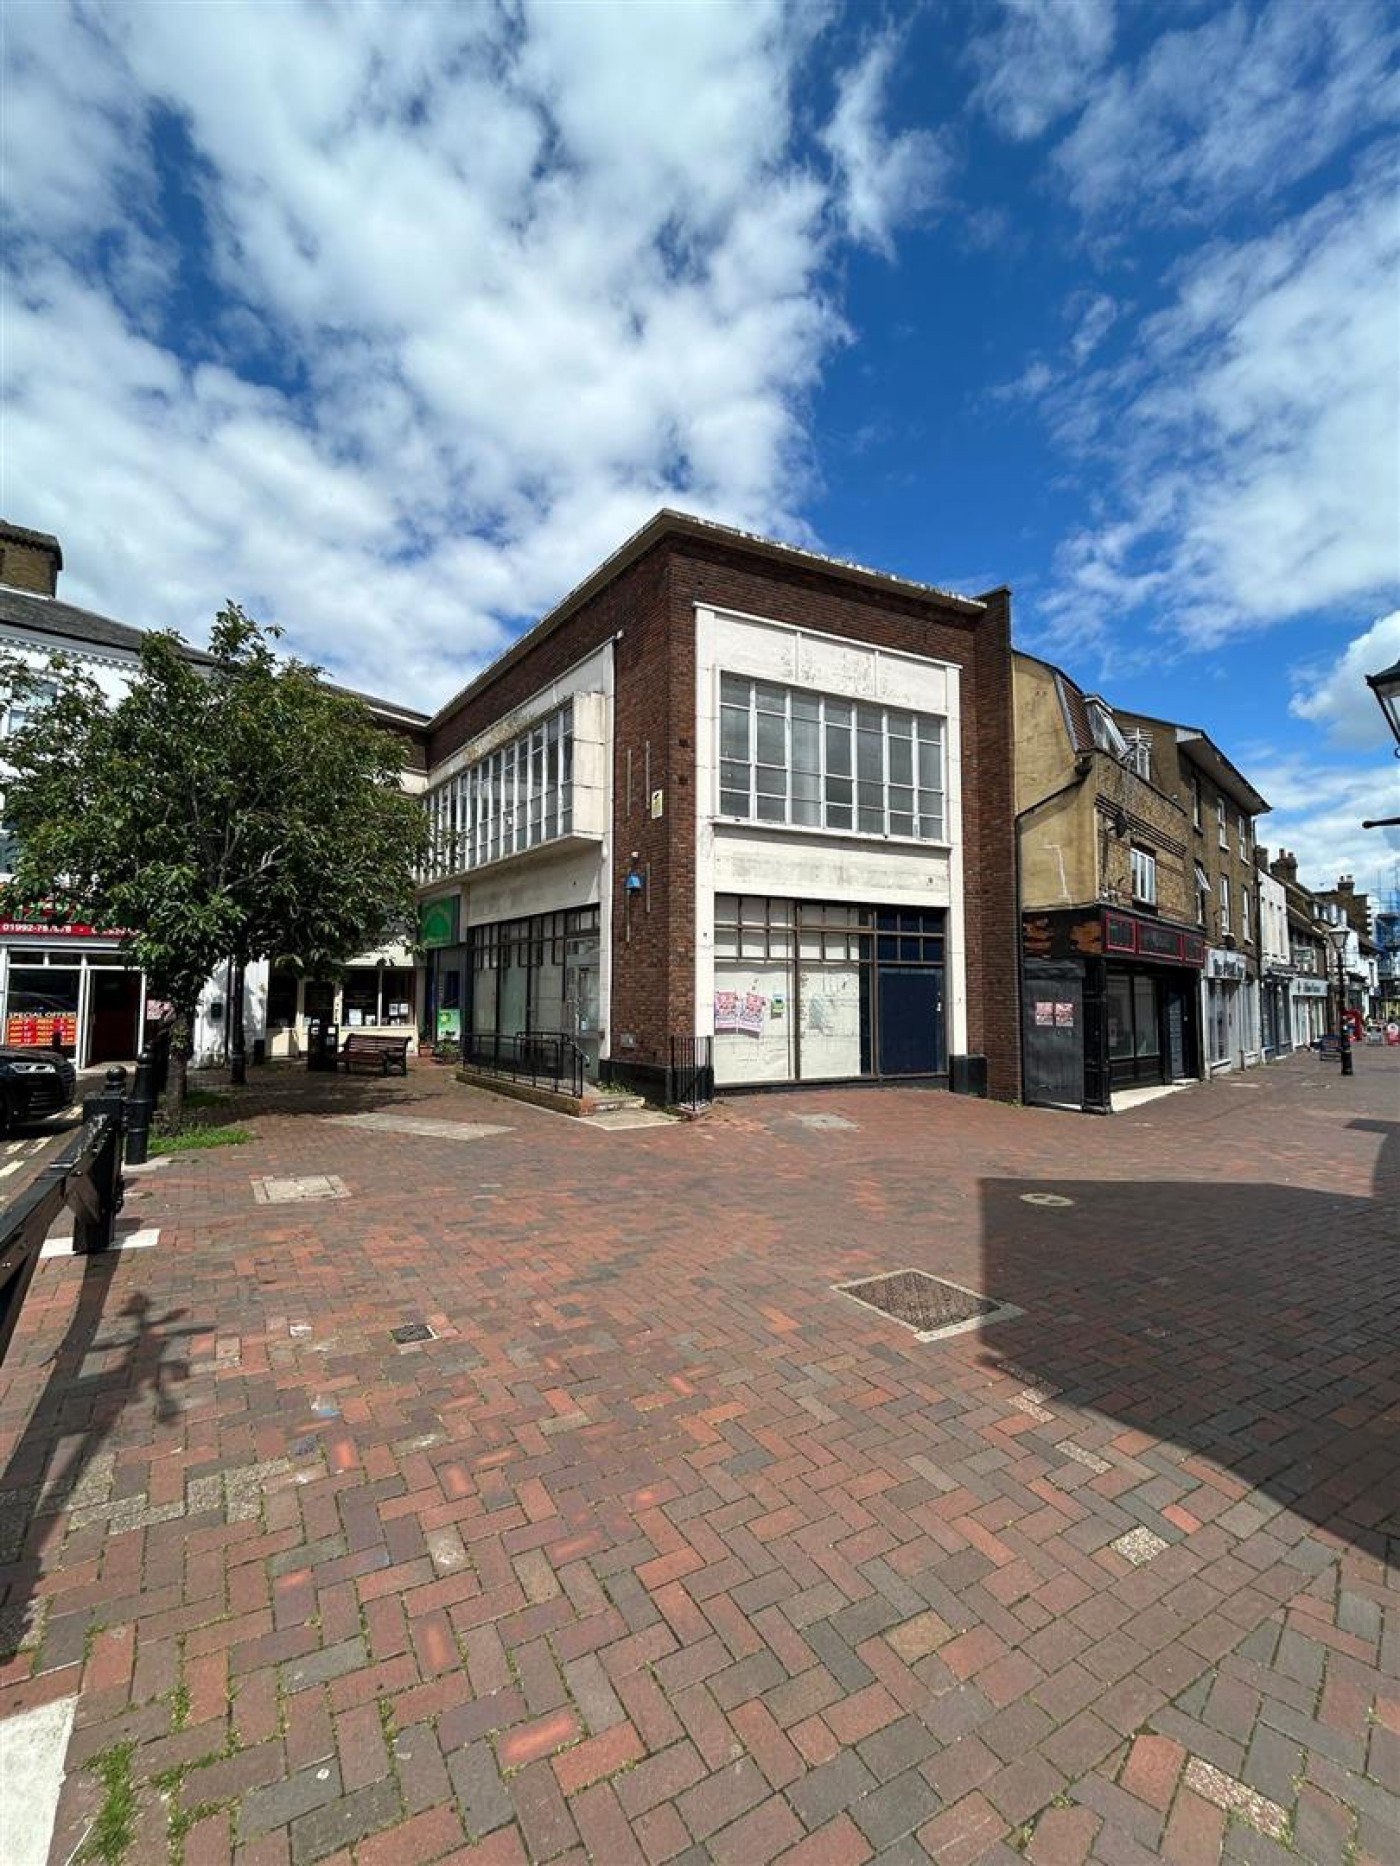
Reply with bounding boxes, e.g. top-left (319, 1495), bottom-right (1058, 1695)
top-left (417, 512), bottom-right (1020, 1101)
